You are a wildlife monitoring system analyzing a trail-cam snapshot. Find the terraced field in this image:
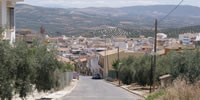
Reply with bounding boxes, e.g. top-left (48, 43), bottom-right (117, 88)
top-left (84, 27), bottom-right (154, 38)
